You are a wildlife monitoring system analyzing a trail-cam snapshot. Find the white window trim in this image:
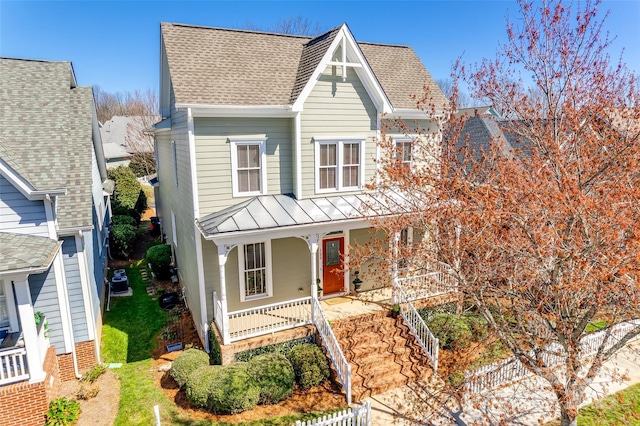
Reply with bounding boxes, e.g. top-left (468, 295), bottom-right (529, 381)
top-left (229, 137), bottom-right (268, 197)
top-left (313, 137), bottom-right (365, 194)
top-left (393, 137), bottom-right (414, 167)
top-left (238, 240), bottom-right (273, 302)
top-left (171, 140), bottom-right (178, 186)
